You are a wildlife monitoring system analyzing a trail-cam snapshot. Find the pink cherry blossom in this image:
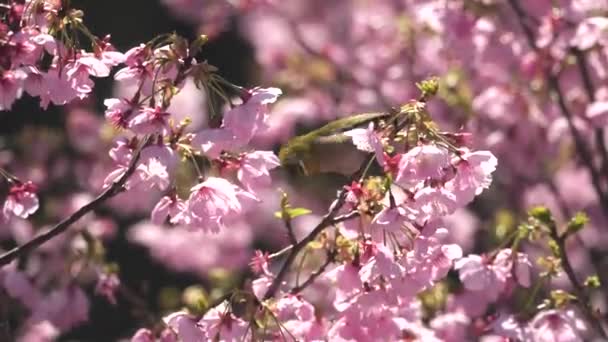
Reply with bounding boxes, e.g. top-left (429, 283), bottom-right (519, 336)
top-left (28, 286), bottom-right (90, 331)
top-left (222, 87), bottom-right (282, 144)
top-left (18, 320), bottom-right (60, 342)
top-left (447, 150), bottom-right (498, 205)
top-left (134, 144), bottom-right (178, 190)
top-left (530, 309), bottom-right (587, 342)
top-left (186, 177), bottom-right (244, 232)
top-left (191, 128), bottom-right (239, 159)
top-left (494, 248), bottom-right (533, 288)
top-left (128, 106), bottom-right (172, 135)
top-left (198, 303), bottom-right (251, 341)
top-left (252, 275), bottom-right (273, 299)
top-left (491, 314), bottom-right (533, 341)
top-left (430, 311), bottom-right (472, 342)
top-left (163, 312), bottom-right (206, 342)
top-left (585, 101), bottom-right (608, 127)
top-left (128, 222), bottom-right (252, 276)
top-left (38, 67), bottom-right (79, 108)
top-left (275, 295), bottom-right (326, 340)
top-left (0, 70), bottom-right (25, 110)
top-left (344, 122), bottom-right (385, 164)
top-left (4, 1), bottom-right (608, 340)
top-left (324, 263), bottom-right (362, 312)
top-left (114, 45), bottom-right (154, 87)
top-left (3, 266), bottom-right (40, 309)
top-left (570, 17), bottom-right (608, 49)
top-left (95, 272), bottom-right (120, 305)
top-left (454, 253), bottom-right (508, 301)
top-left (151, 195), bottom-right (188, 225)
top-left (3, 181), bottom-right (39, 220)
top-left (131, 328), bottom-right (154, 342)
top-left (371, 205), bottom-right (418, 234)
top-left (412, 187), bottom-right (459, 222)
top-left (408, 228), bottom-right (463, 283)
top-left (104, 97), bottom-right (136, 128)
top-left (250, 249), bottom-right (272, 275)
top-left (103, 139), bottom-right (135, 189)
top-left (395, 144), bottom-right (451, 188)
top-left (237, 150), bottom-right (280, 191)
